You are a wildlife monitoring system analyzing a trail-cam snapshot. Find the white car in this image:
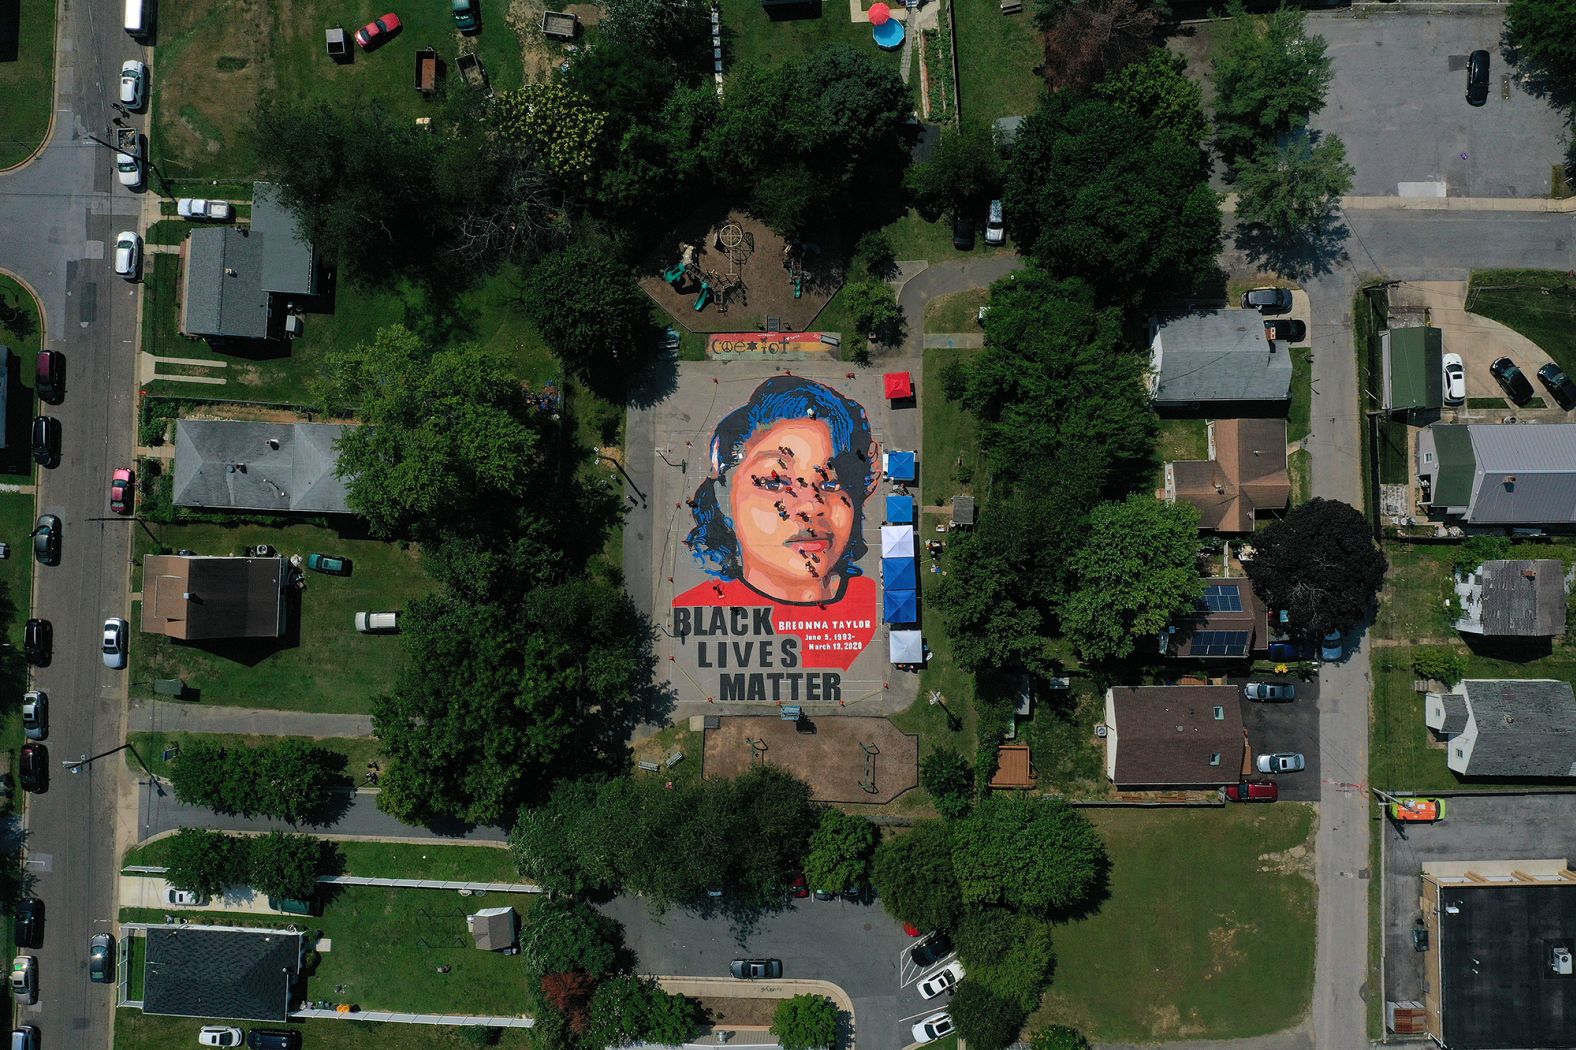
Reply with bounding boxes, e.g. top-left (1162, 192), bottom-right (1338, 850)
top-left (102, 617), bottom-right (128, 669)
top-left (114, 139), bottom-right (142, 188)
top-left (167, 887), bottom-right (209, 907)
top-left (1256, 752), bottom-right (1306, 774)
top-left (177, 198), bottom-right (234, 221)
top-left (119, 59), bottom-right (147, 110)
top-left (1443, 352), bottom-right (1466, 406)
top-left (917, 960), bottom-right (964, 1000)
top-left (984, 199), bottom-right (1005, 245)
top-left (198, 1027), bottom-right (244, 1048)
top-left (911, 1011), bottom-right (954, 1045)
top-left (113, 232), bottom-right (141, 279)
